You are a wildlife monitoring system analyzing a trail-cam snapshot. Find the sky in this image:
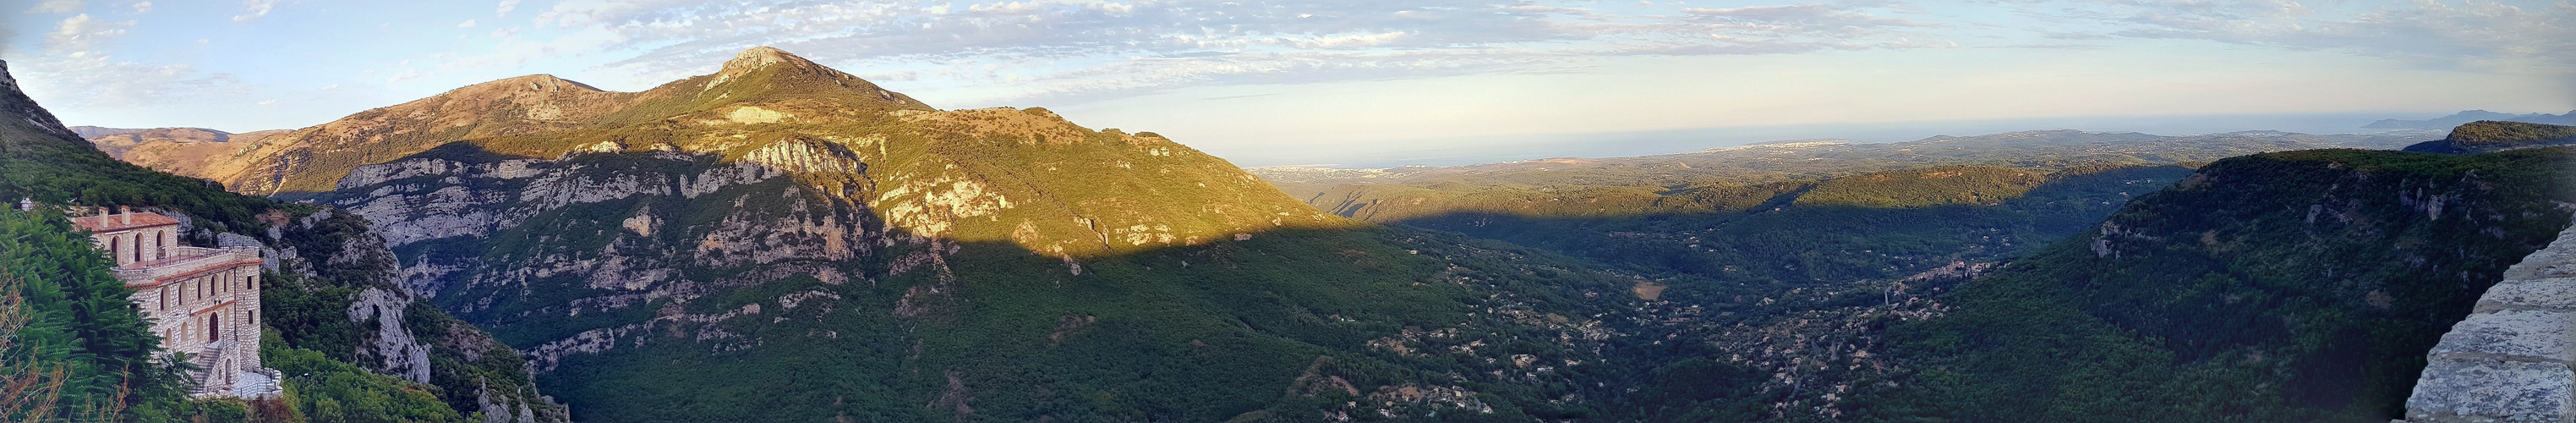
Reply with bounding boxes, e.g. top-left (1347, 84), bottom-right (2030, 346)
top-left (0, 0), bottom-right (2570, 167)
